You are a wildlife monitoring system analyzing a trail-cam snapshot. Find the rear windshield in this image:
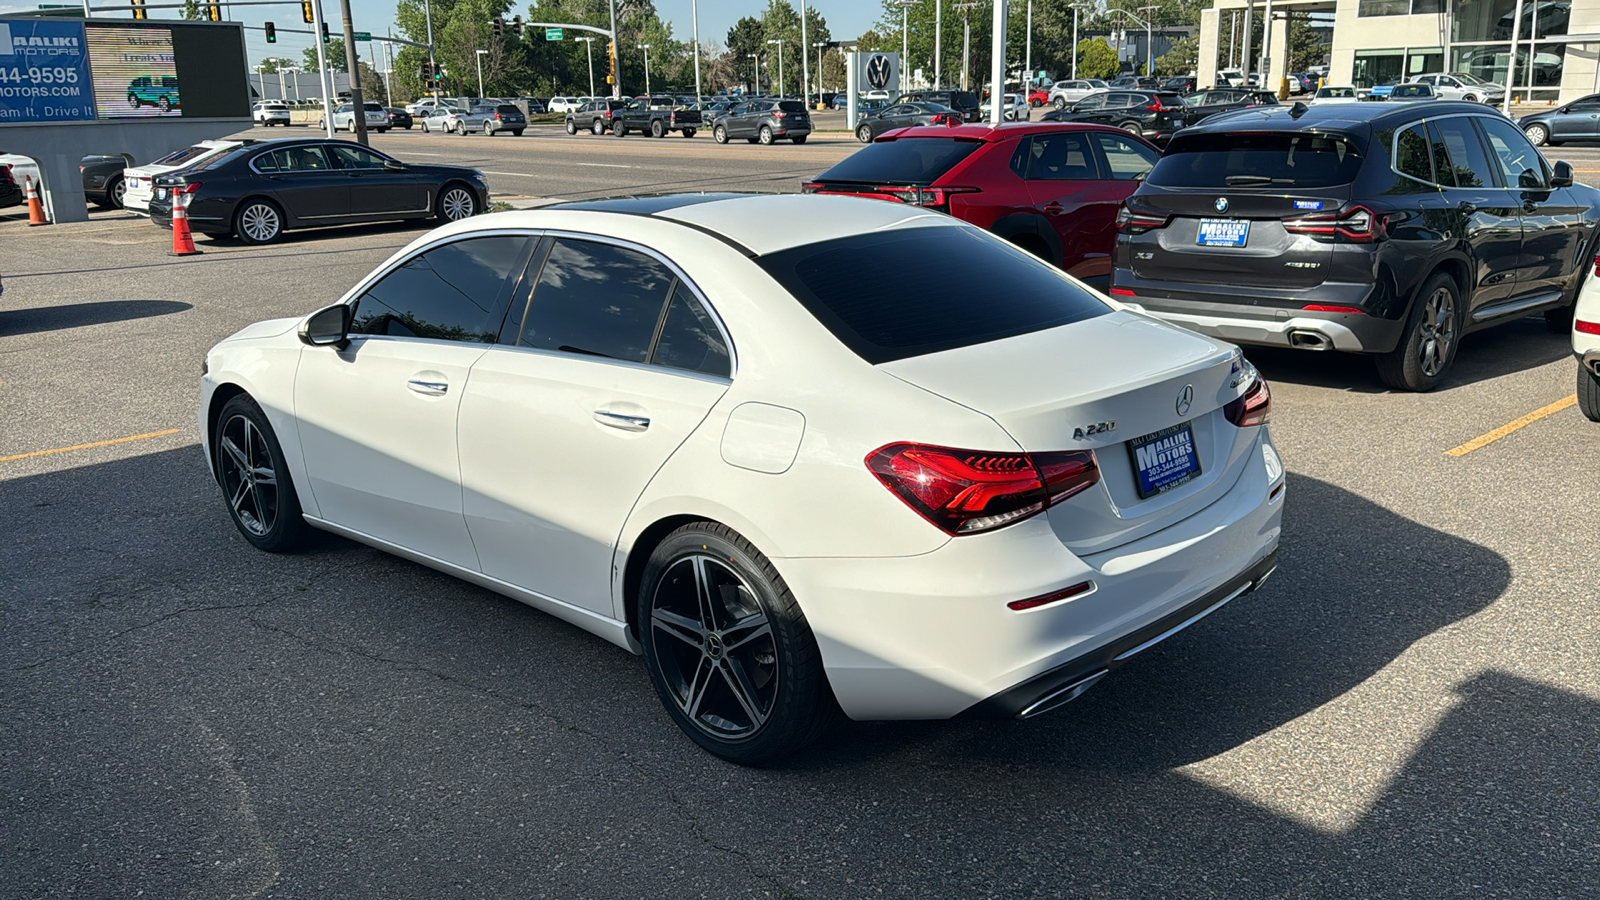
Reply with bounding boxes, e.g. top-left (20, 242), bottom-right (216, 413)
top-left (778, 100), bottom-right (807, 112)
top-left (496, 104), bottom-right (521, 114)
top-left (154, 144), bottom-right (223, 166)
top-left (754, 226), bottom-right (1111, 364)
top-left (1149, 132), bottom-right (1366, 188)
top-left (816, 137), bottom-right (981, 185)
top-left (1154, 92), bottom-right (1185, 106)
